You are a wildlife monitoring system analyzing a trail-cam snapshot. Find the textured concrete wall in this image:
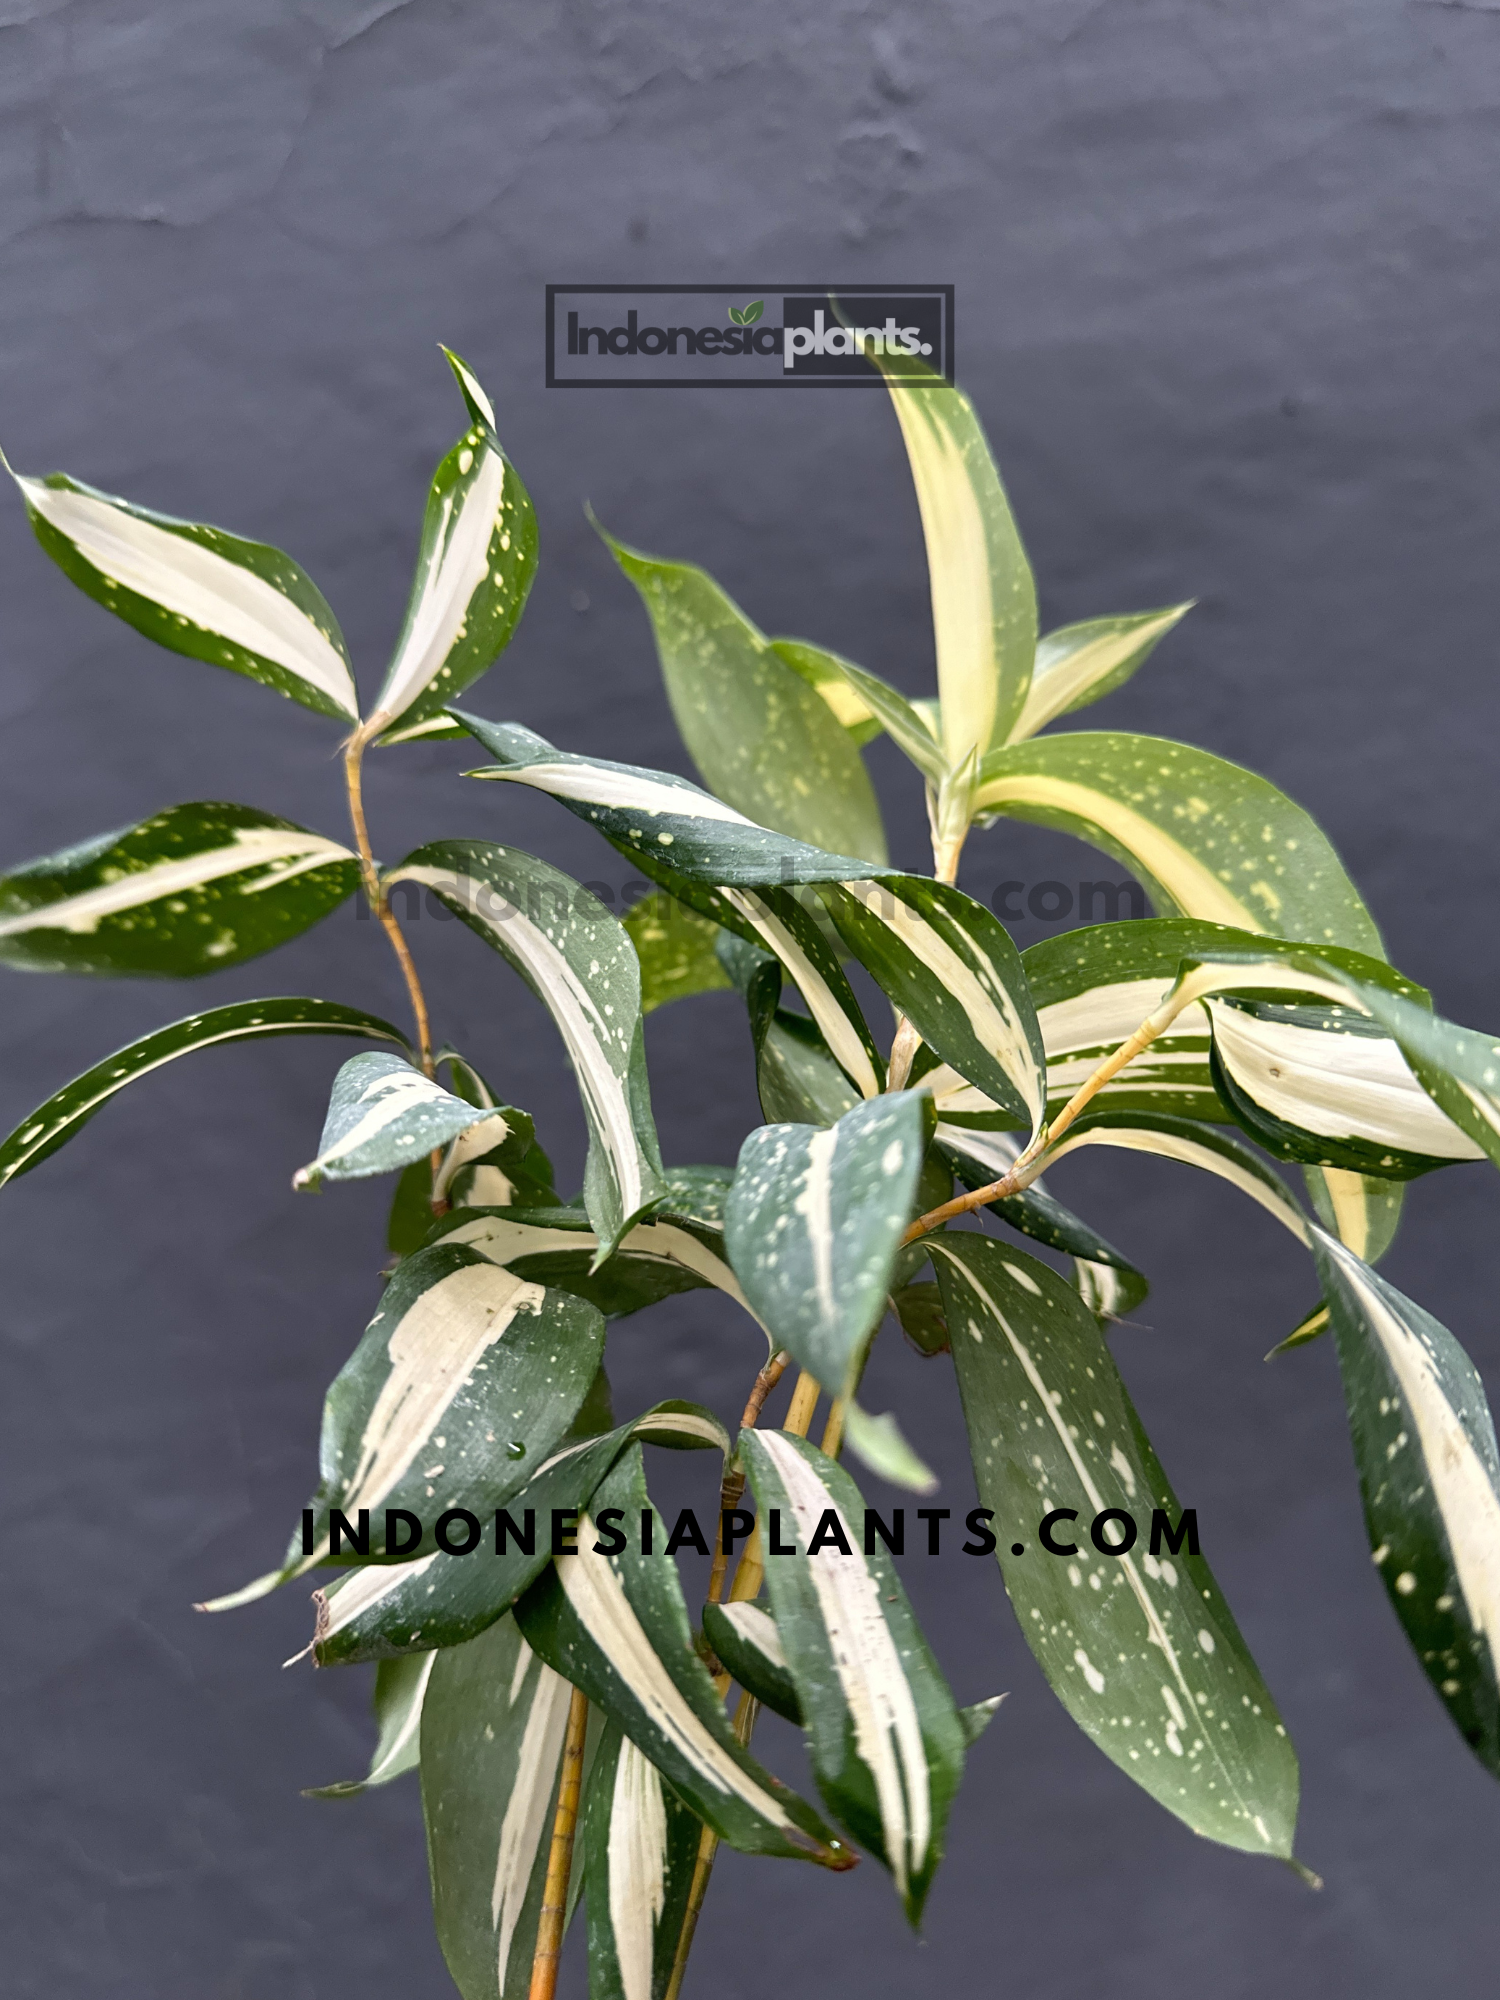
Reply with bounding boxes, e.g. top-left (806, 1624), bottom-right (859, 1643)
top-left (3, 4), bottom-right (1499, 1995)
